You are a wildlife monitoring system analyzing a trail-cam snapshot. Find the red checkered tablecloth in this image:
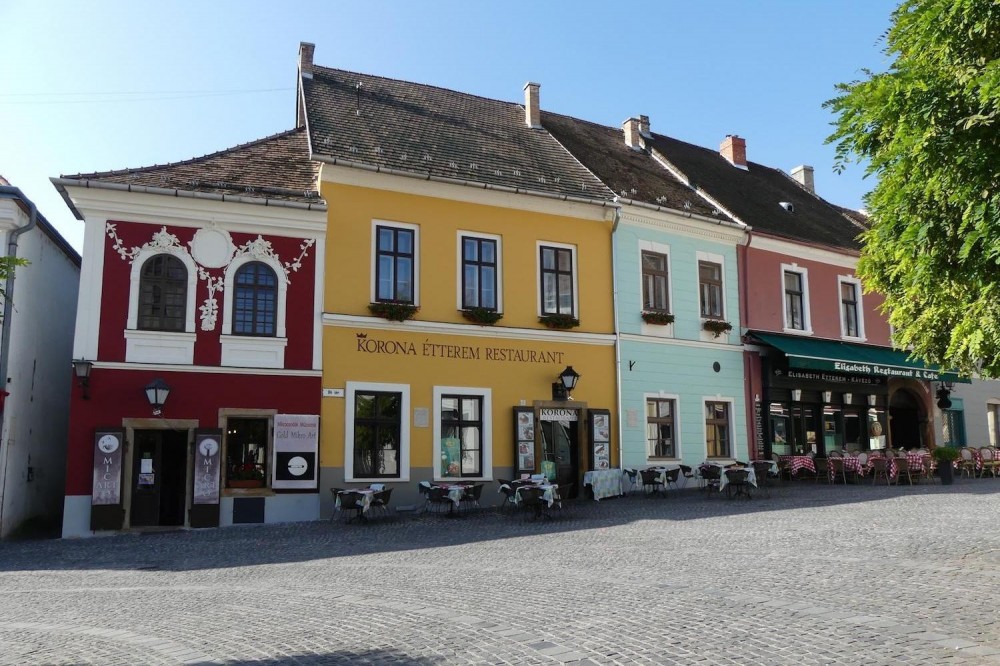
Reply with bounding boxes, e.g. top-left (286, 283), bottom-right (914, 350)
top-left (779, 455), bottom-right (816, 476)
top-left (827, 455), bottom-right (864, 480)
top-left (865, 454), bottom-right (897, 479)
